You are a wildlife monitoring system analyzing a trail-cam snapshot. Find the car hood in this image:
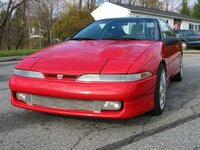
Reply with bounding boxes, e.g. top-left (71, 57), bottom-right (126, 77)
top-left (17, 40), bottom-right (156, 75)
